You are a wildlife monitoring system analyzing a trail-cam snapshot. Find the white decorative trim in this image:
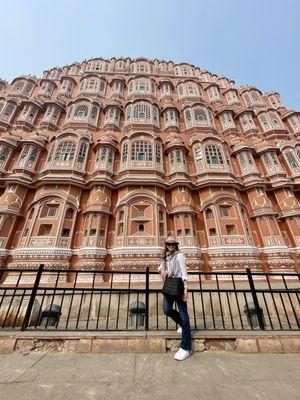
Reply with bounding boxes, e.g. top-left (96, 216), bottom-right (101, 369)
top-left (109, 246), bottom-right (163, 256)
top-left (74, 247), bottom-right (108, 257)
top-left (202, 246), bottom-right (260, 256)
top-left (11, 247), bottom-right (72, 258)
